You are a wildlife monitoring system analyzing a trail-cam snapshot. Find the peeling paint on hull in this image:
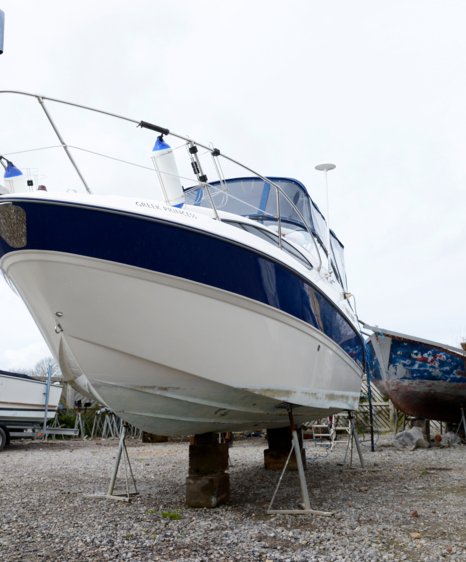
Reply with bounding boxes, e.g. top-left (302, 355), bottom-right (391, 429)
top-left (367, 330), bottom-right (466, 423)
top-left (380, 379), bottom-right (466, 422)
